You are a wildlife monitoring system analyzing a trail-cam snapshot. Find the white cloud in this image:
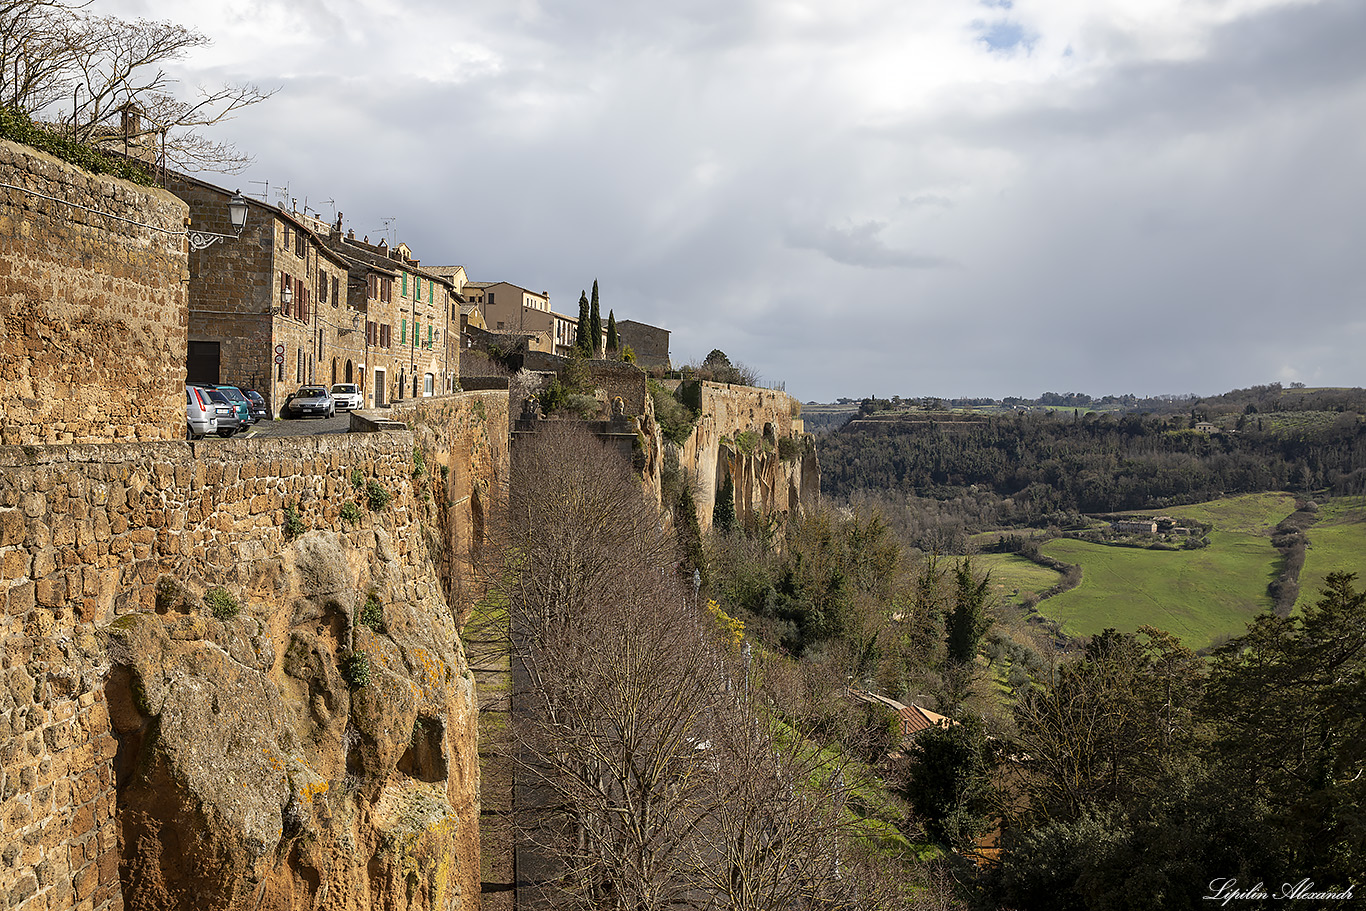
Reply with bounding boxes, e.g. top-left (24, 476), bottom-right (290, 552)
top-left (88, 0), bottom-right (1366, 399)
